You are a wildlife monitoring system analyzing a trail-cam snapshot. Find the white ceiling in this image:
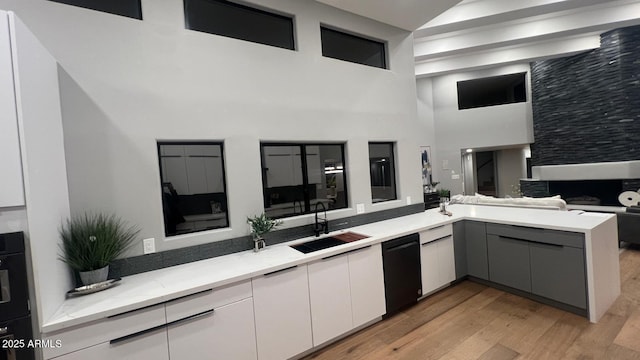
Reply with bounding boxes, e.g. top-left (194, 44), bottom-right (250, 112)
top-left (413, 0), bottom-right (640, 77)
top-left (314, 0), bottom-right (463, 31)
